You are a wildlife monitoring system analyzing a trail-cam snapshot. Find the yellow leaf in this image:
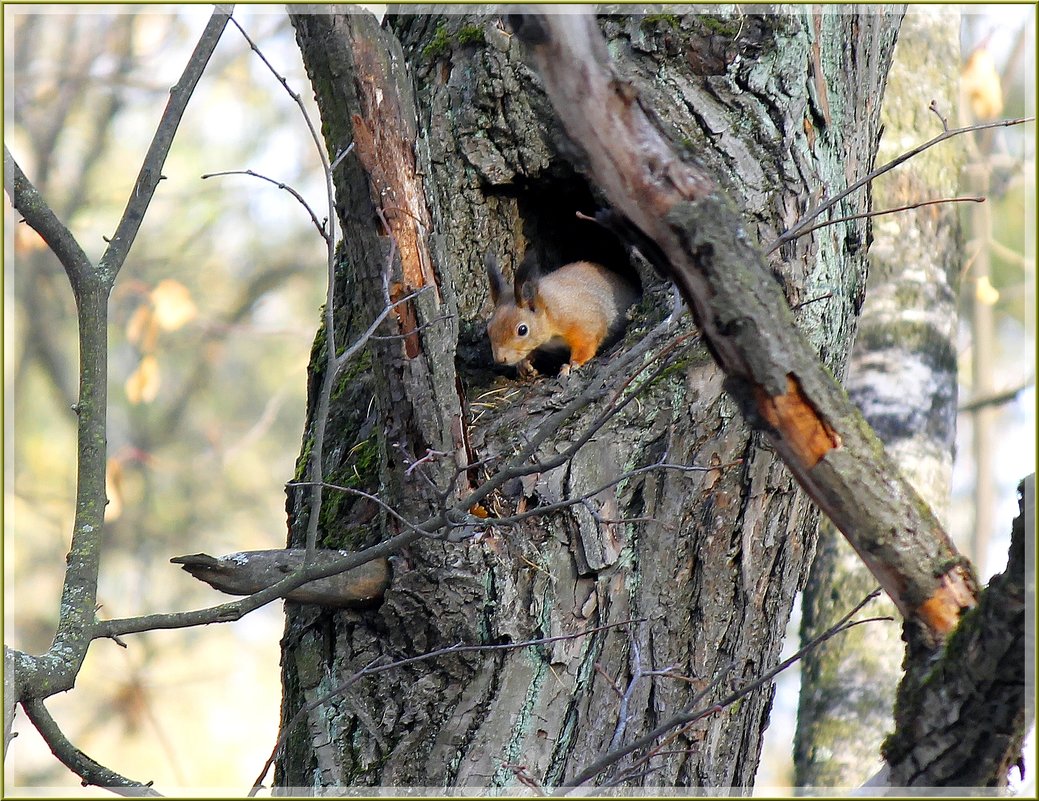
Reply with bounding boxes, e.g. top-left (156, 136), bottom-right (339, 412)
top-left (105, 457), bottom-right (124, 522)
top-left (125, 305), bottom-right (159, 352)
top-left (961, 47), bottom-right (1003, 121)
top-left (975, 274), bottom-right (1000, 306)
top-left (150, 279), bottom-right (197, 331)
top-left (125, 355), bottom-right (161, 404)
